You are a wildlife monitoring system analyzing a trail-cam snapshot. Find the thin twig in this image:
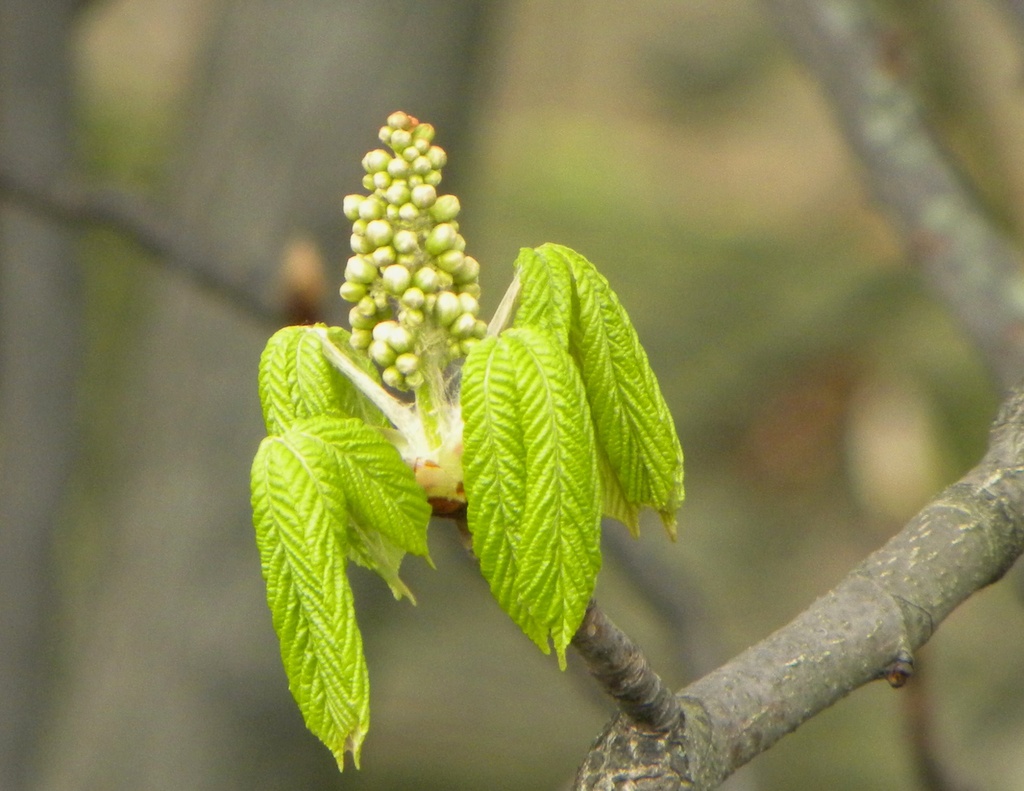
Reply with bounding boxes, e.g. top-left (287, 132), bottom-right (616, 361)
top-left (0, 164), bottom-right (278, 323)
top-left (570, 599), bottom-right (683, 732)
top-left (763, 0), bottom-right (1024, 389)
